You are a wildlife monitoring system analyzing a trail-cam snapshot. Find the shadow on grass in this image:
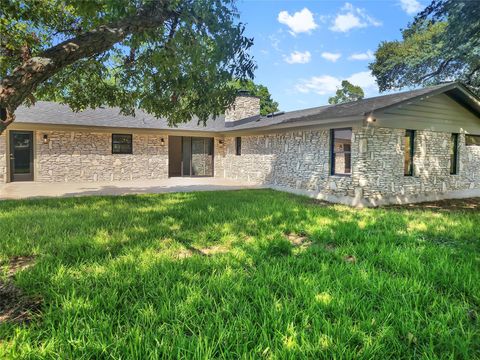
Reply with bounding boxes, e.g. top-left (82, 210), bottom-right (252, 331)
top-left (0, 189), bottom-right (478, 358)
